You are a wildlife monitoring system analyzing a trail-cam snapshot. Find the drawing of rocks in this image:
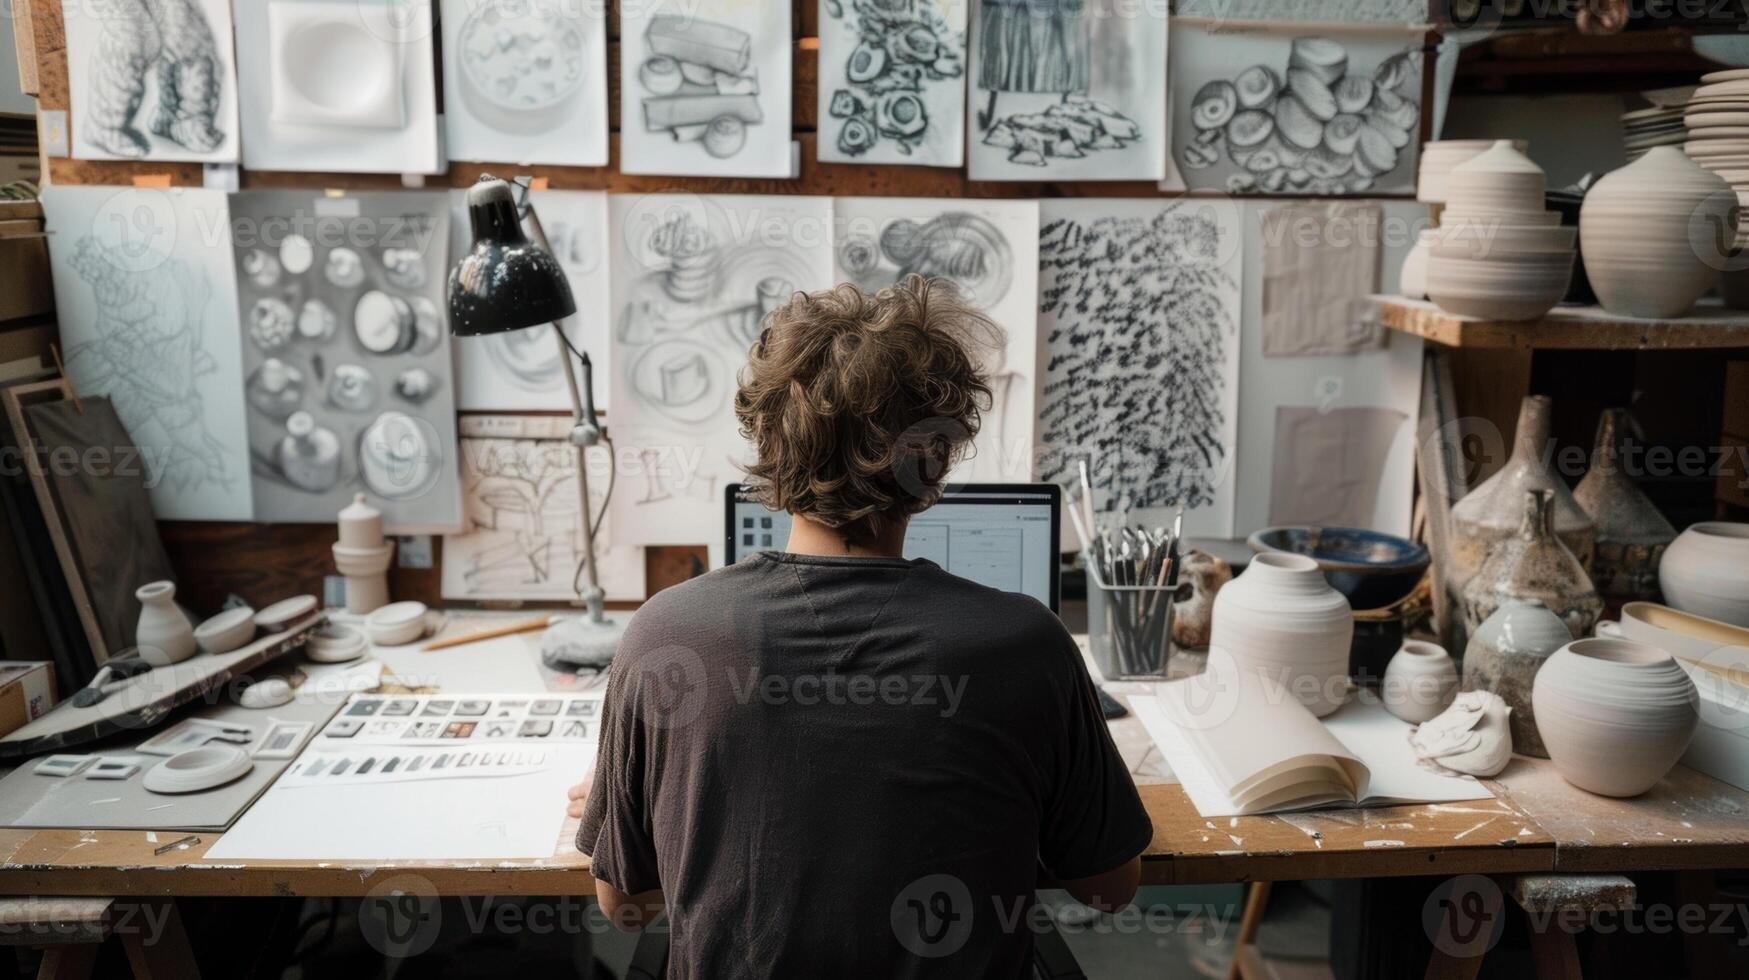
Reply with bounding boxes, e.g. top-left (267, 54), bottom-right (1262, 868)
top-left (981, 95), bottom-right (1140, 167)
top-left (1185, 38), bottom-right (1419, 195)
top-left (638, 16), bottom-right (762, 159)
